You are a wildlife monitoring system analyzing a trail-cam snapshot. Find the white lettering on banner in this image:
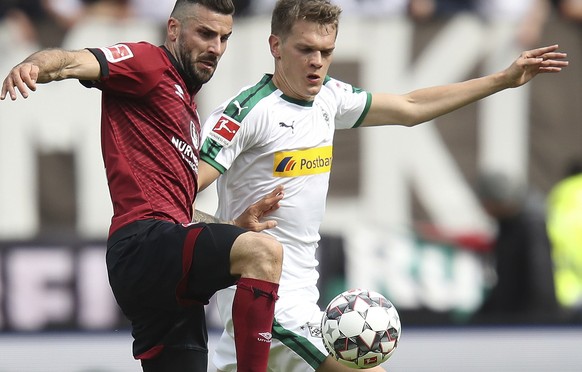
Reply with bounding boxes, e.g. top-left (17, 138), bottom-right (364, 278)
top-left (77, 247), bottom-right (119, 329)
top-left (0, 14), bottom-right (556, 316)
top-left (7, 248), bottom-right (74, 330)
top-left (343, 227), bottom-right (484, 313)
top-left (0, 15), bottom-right (539, 238)
top-left (1, 245), bottom-right (121, 331)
